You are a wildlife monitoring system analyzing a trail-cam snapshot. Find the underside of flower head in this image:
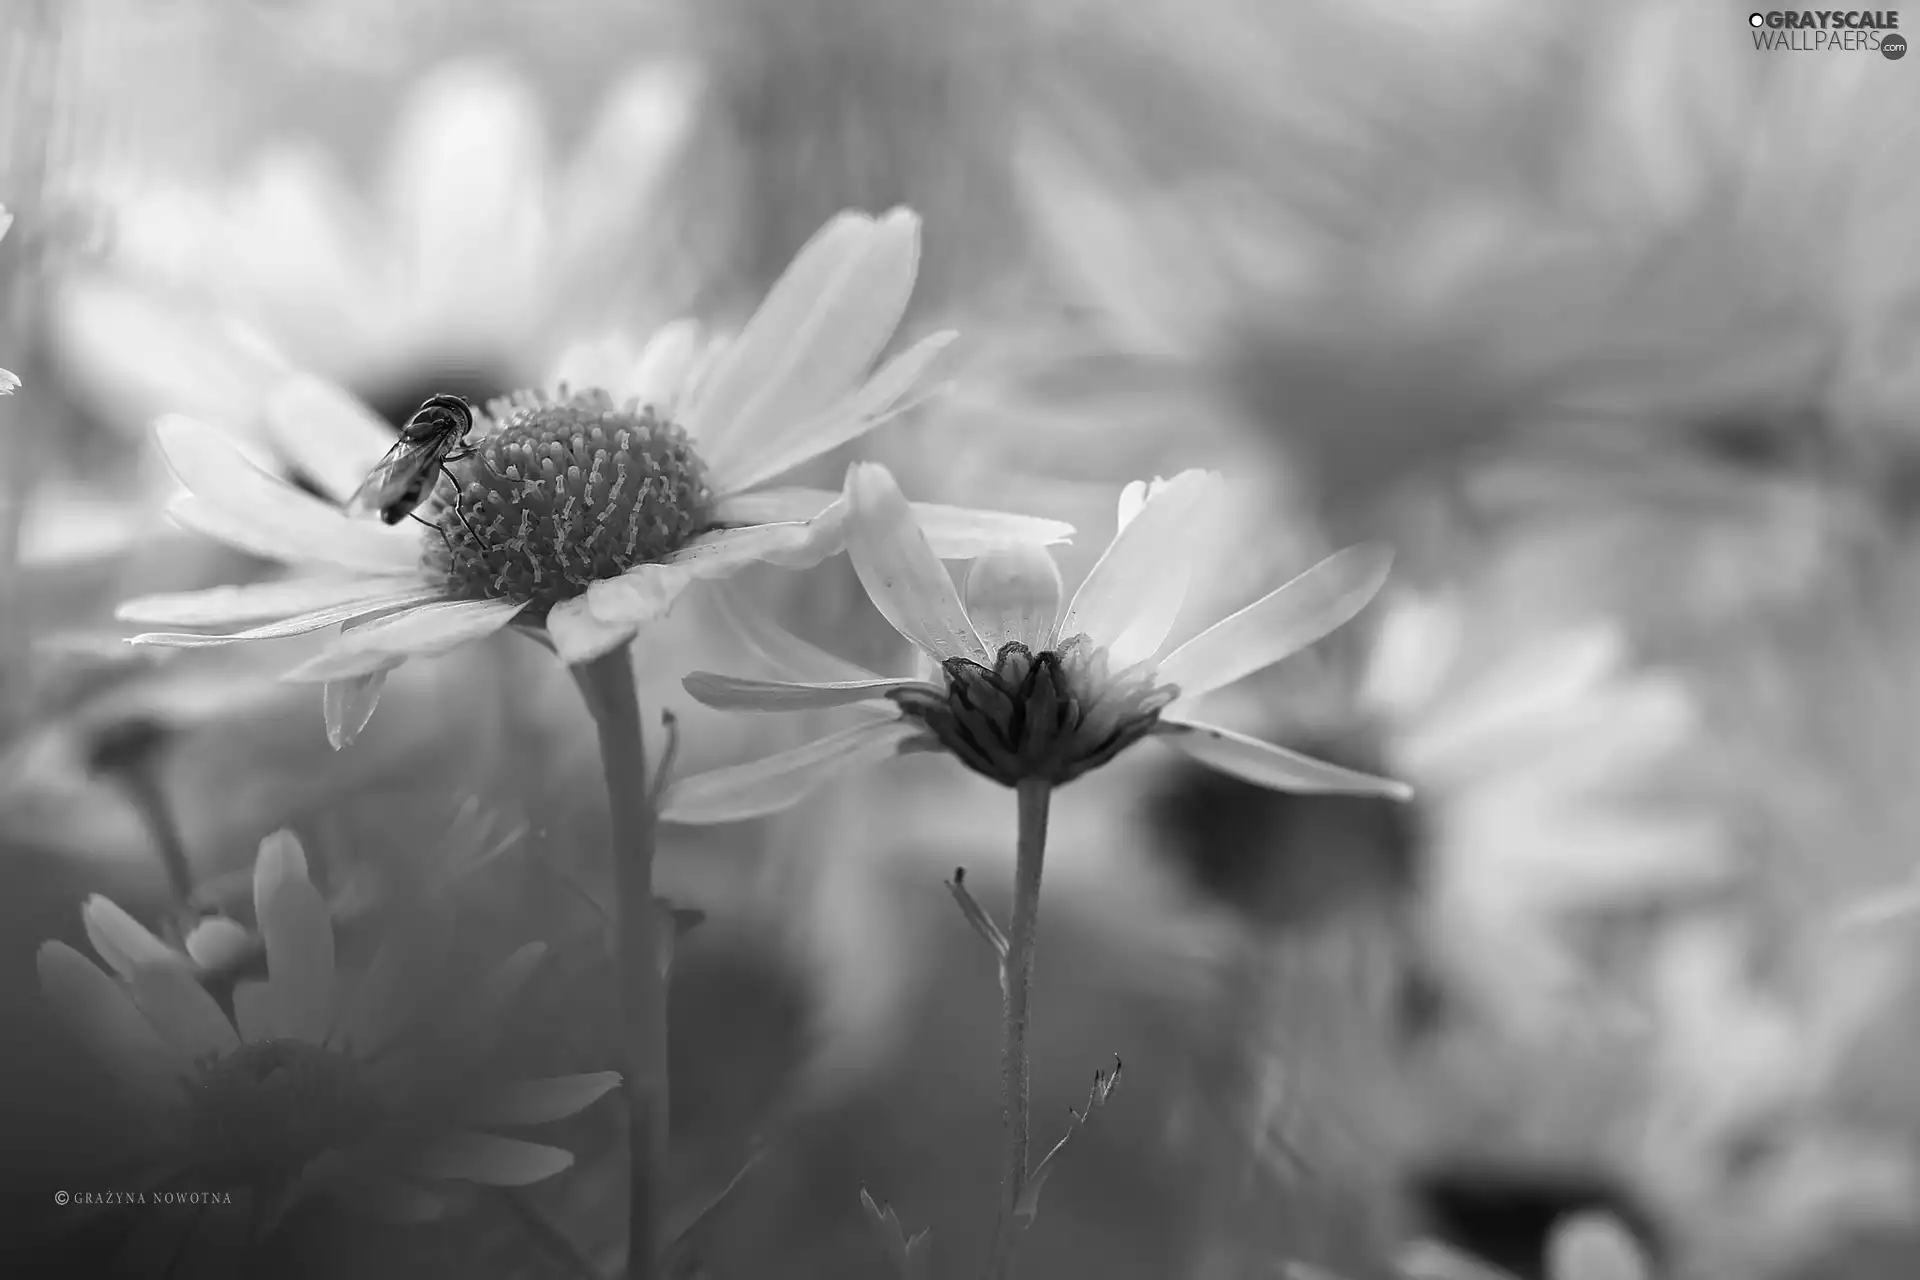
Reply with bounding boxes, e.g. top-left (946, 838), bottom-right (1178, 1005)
top-left (667, 463), bottom-right (1411, 821)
